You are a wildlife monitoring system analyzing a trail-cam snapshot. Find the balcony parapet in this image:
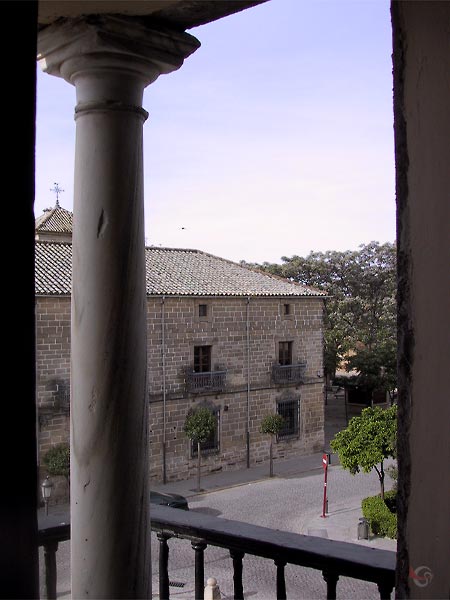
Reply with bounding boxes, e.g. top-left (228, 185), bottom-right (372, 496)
top-left (39, 505), bottom-right (395, 600)
top-left (151, 504), bottom-right (395, 599)
top-left (272, 362), bottom-right (307, 385)
top-left (185, 369), bottom-right (227, 393)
